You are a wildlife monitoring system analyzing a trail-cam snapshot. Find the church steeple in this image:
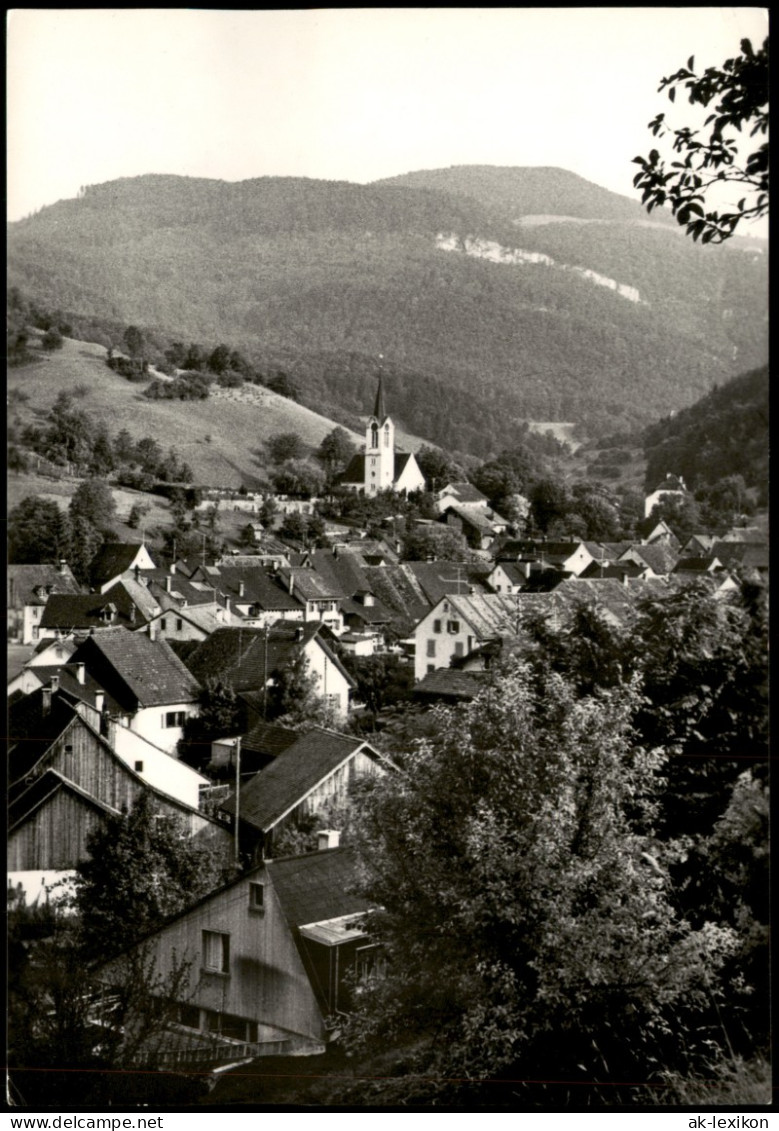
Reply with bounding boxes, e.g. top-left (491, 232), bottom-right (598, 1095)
top-left (373, 370), bottom-right (387, 423)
